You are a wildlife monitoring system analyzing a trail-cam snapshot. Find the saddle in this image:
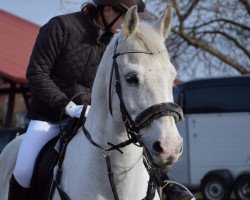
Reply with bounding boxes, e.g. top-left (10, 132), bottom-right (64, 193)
top-left (30, 135), bottom-right (59, 200)
top-left (30, 117), bottom-right (82, 200)
top-left (29, 91), bottom-right (90, 200)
